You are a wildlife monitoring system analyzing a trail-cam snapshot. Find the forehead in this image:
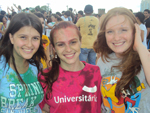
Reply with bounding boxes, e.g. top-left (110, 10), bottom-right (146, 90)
top-left (14, 26), bottom-right (39, 36)
top-left (144, 11), bottom-right (148, 14)
top-left (53, 27), bottom-right (78, 40)
top-left (106, 15), bottom-right (131, 29)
